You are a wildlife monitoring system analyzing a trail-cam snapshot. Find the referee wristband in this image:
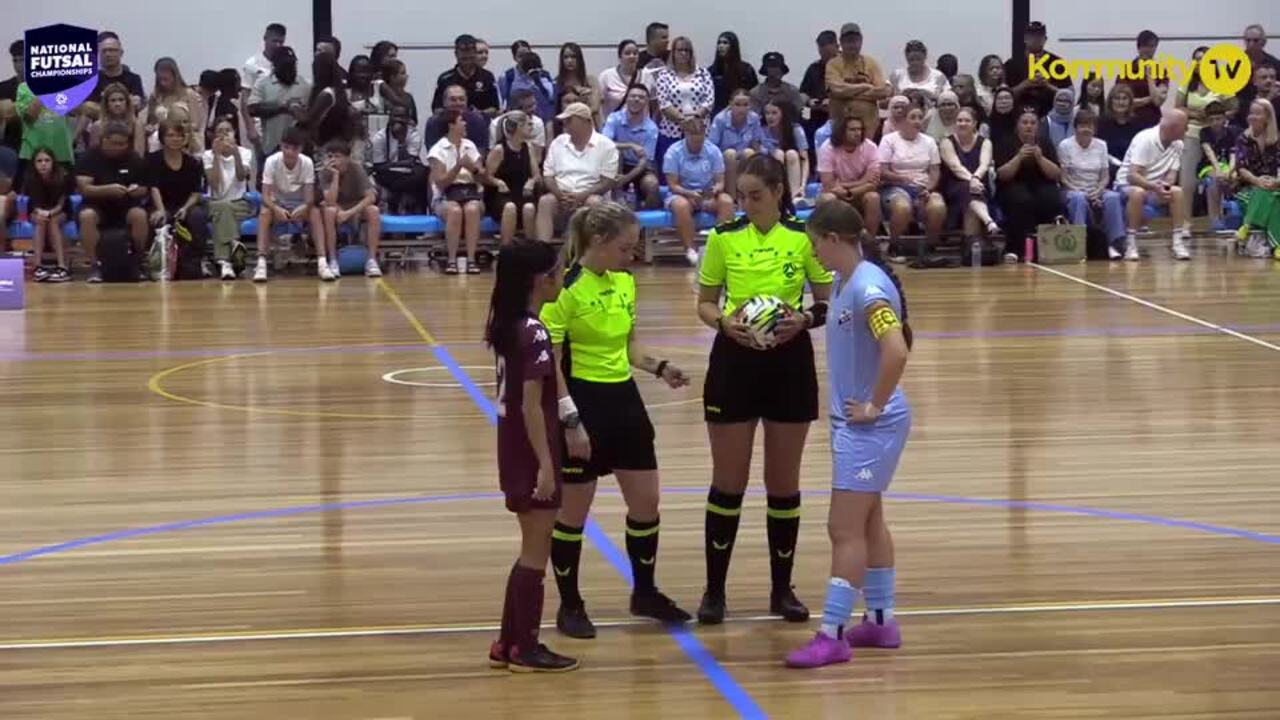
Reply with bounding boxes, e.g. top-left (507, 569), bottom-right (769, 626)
top-left (557, 396), bottom-right (579, 422)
